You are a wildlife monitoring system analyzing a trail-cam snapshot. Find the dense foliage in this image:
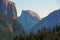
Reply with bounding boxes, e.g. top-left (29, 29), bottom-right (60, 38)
top-left (13, 25), bottom-right (60, 40)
